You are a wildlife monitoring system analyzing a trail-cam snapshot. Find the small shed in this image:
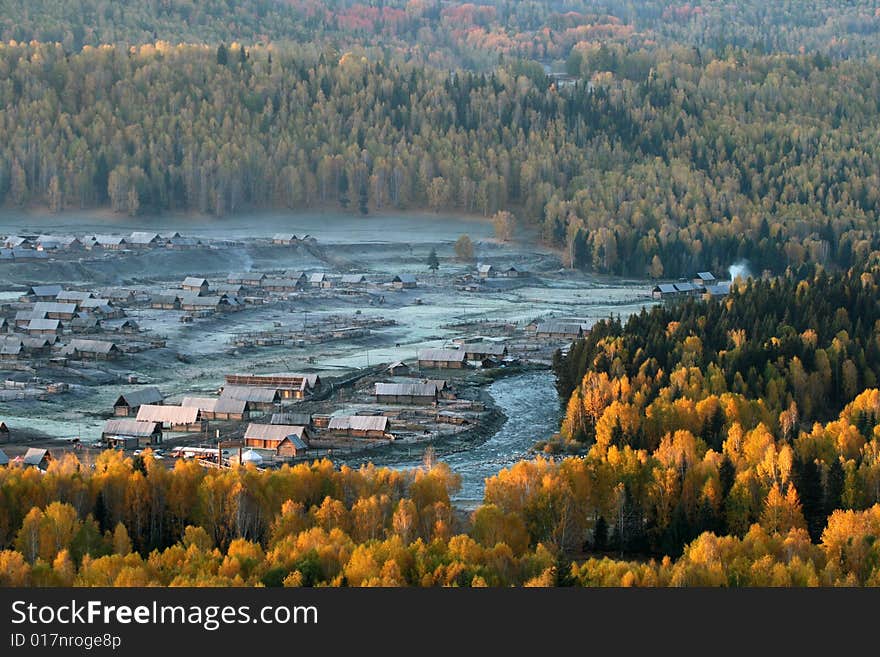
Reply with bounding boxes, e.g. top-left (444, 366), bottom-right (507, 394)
top-left (114, 387), bottom-right (164, 417)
